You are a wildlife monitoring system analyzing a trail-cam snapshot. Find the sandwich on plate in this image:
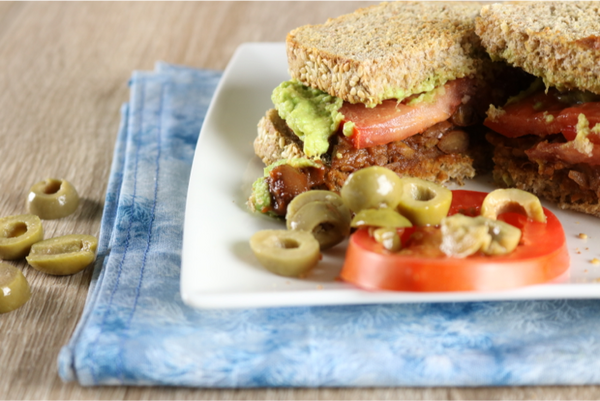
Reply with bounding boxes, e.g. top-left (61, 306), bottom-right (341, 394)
top-left (248, 1), bottom-right (526, 217)
top-left (476, 2), bottom-right (600, 217)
